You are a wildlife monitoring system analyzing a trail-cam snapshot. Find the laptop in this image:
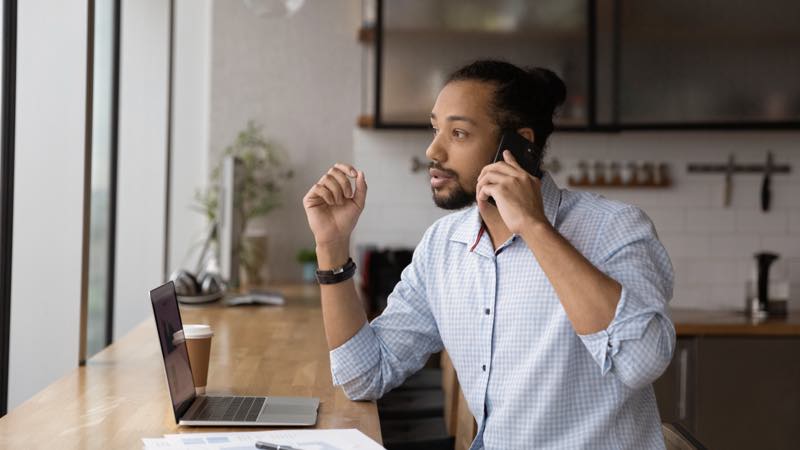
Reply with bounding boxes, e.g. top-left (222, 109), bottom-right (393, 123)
top-left (150, 281), bottom-right (319, 426)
